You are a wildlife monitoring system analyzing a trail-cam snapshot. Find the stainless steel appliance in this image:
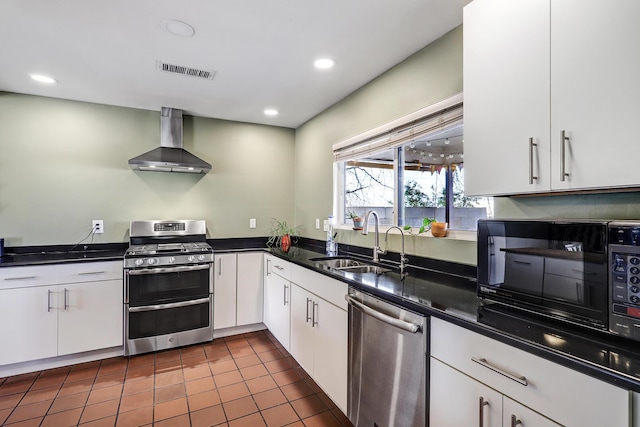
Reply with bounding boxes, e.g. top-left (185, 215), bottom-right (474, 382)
top-left (346, 288), bottom-right (427, 427)
top-left (124, 220), bottom-right (214, 356)
top-left (609, 222), bottom-right (640, 340)
top-left (477, 219), bottom-right (609, 331)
